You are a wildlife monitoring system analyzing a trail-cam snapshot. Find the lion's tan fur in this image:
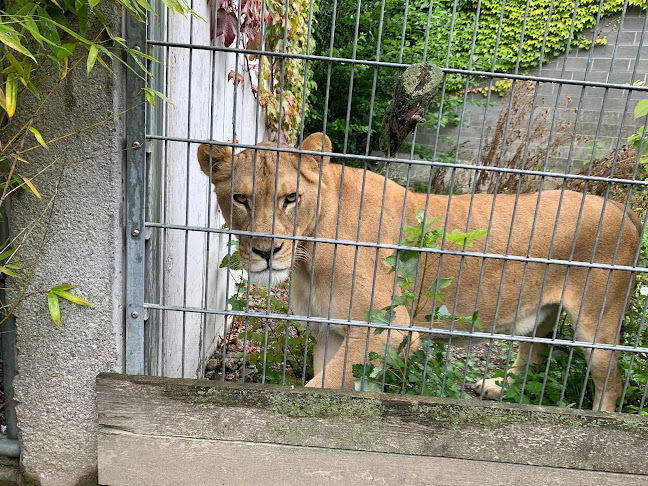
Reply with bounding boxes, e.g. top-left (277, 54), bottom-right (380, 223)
top-left (198, 133), bottom-right (642, 412)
